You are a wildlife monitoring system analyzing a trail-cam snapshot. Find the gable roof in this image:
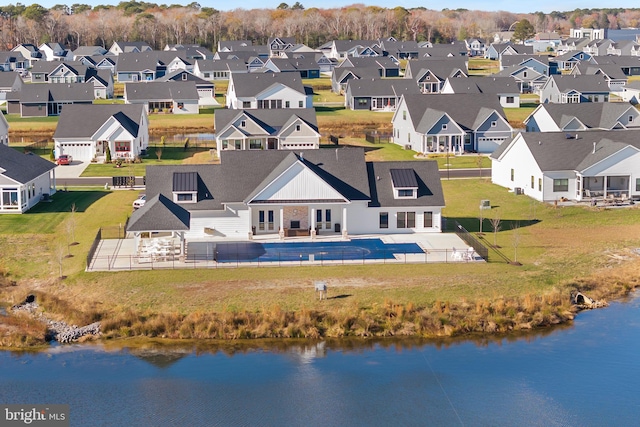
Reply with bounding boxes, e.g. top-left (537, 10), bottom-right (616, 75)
top-left (230, 72), bottom-right (306, 97)
top-left (492, 130), bottom-right (640, 172)
top-left (367, 161), bottom-right (445, 208)
top-left (0, 143), bottom-right (55, 184)
top-left (125, 81), bottom-right (199, 101)
top-left (400, 93), bottom-right (507, 132)
top-left (8, 82), bottom-right (94, 103)
top-left (445, 76), bottom-right (519, 94)
top-left (214, 108), bottom-right (318, 135)
top-left (529, 103), bottom-right (637, 130)
top-left (347, 78), bottom-right (421, 97)
top-left (145, 148), bottom-right (372, 211)
top-left (547, 74), bottom-right (610, 93)
top-left (53, 104), bottom-right (144, 139)
top-left (126, 193), bottom-right (191, 232)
